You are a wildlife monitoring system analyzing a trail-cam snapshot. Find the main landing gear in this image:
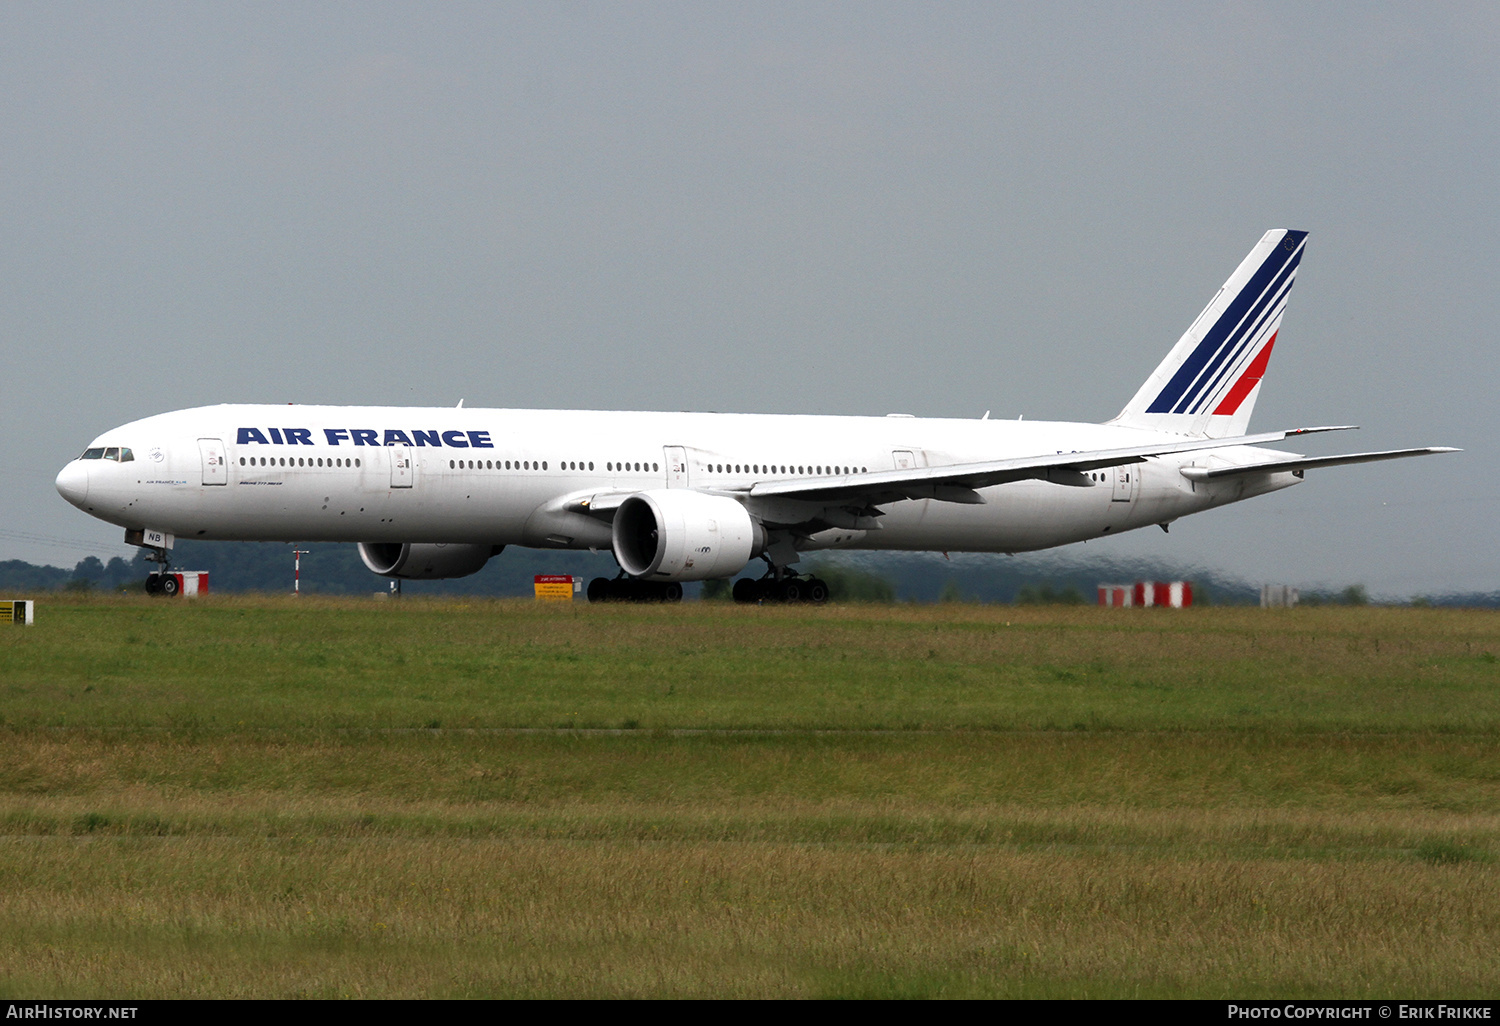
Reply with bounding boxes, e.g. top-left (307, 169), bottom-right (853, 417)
top-left (584, 571), bottom-right (829, 605)
top-left (587, 576), bottom-right (684, 603)
top-left (731, 574), bottom-right (829, 604)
